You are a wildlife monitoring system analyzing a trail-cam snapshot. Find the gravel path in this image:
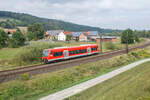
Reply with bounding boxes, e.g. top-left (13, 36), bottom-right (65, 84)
top-left (40, 58), bottom-right (150, 100)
